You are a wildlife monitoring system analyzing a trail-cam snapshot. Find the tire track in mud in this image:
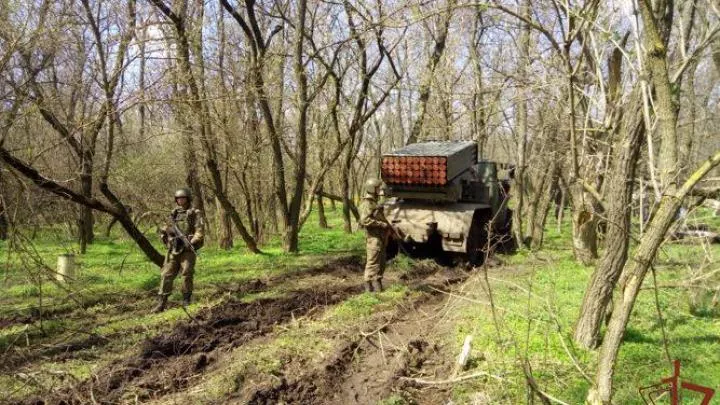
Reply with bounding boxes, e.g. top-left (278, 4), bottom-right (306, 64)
top-left (1, 256), bottom-right (361, 375)
top-left (16, 255), bottom-right (400, 405)
top-left (242, 266), bottom-right (470, 405)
